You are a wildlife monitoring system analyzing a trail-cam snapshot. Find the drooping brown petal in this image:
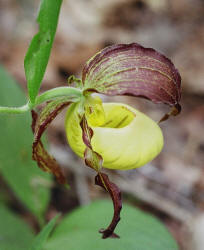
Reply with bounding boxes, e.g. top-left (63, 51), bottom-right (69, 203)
top-left (31, 98), bottom-right (71, 185)
top-left (34, 98), bottom-right (71, 143)
top-left (80, 115), bottom-right (103, 171)
top-left (31, 109), bottom-right (38, 133)
top-left (80, 116), bottom-right (122, 238)
top-left (84, 147), bottom-right (103, 171)
top-left (82, 43), bottom-right (181, 113)
top-left (95, 172), bottom-right (122, 239)
top-left (80, 115), bottom-right (93, 149)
